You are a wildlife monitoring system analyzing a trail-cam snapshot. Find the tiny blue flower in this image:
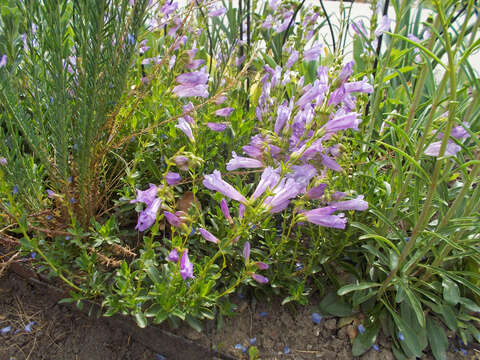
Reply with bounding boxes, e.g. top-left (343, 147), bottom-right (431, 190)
top-left (190, 227), bottom-right (195, 236)
top-left (68, 176), bottom-right (73, 183)
top-left (234, 344), bottom-right (247, 352)
top-left (1, 326), bottom-right (12, 334)
top-left (404, 237), bottom-right (410, 242)
top-left (65, 236), bottom-right (71, 241)
top-left (50, 97), bottom-right (54, 104)
top-left (127, 33), bottom-right (135, 45)
top-left (130, 136), bottom-right (135, 142)
top-left (460, 348), bottom-right (467, 356)
top-left (284, 346), bottom-right (290, 354)
top-left (312, 313), bottom-right (322, 324)
top-left (30, 252), bottom-right (37, 259)
top-left (109, 83), bottom-right (114, 89)
top-left (398, 332), bottom-right (405, 341)
top-left (250, 224), bottom-right (257, 230)
top-left (295, 262), bottom-right (303, 271)
top-left (372, 344), bottom-right (379, 351)
top-left (357, 324), bottom-right (366, 334)
top-left (13, 329), bottom-right (20, 334)
top-left (250, 337), bottom-right (256, 345)
top-left (155, 354), bottom-right (166, 360)
top-left (46, 215), bottom-right (53, 220)
top-left (70, 197), bottom-right (76, 204)
top-left (452, 345), bottom-right (458, 352)
top-left (24, 321), bottom-right (35, 332)
top-left (12, 185), bottom-right (19, 194)
top-left (260, 311), bottom-right (267, 318)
